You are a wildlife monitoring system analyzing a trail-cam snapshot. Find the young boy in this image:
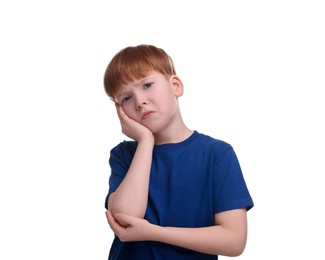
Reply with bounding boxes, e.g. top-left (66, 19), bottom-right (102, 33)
top-left (103, 44), bottom-right (254, 259)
